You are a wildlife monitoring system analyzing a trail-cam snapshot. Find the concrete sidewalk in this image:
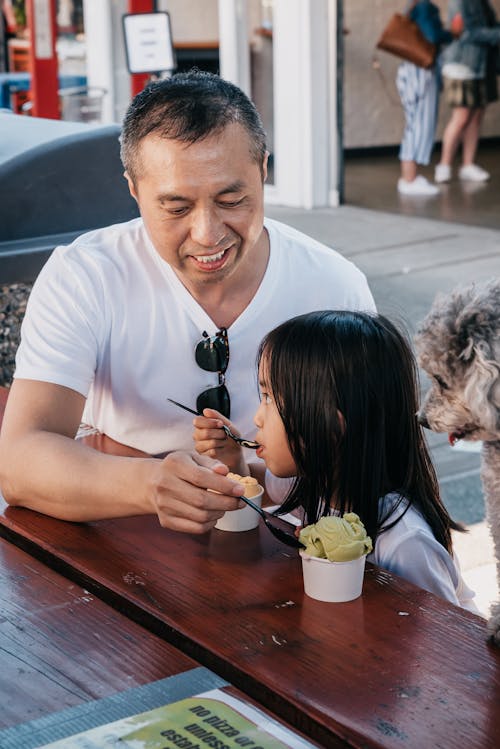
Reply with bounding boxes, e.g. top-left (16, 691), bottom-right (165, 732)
top-left (452, 522), bottom-right (497, 618)
top-left (265, 202), bottom-right (500, 617)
